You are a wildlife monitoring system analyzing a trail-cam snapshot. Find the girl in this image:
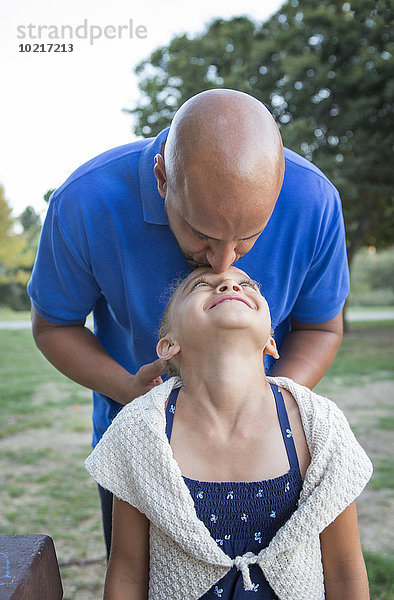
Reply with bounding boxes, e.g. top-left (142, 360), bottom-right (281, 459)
top-left (86, 266), bottom-right (372, 600)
